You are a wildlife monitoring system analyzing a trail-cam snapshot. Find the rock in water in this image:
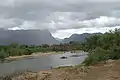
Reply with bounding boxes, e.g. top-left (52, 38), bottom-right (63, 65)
top-left (60, 56), bottom-right (67, 59)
